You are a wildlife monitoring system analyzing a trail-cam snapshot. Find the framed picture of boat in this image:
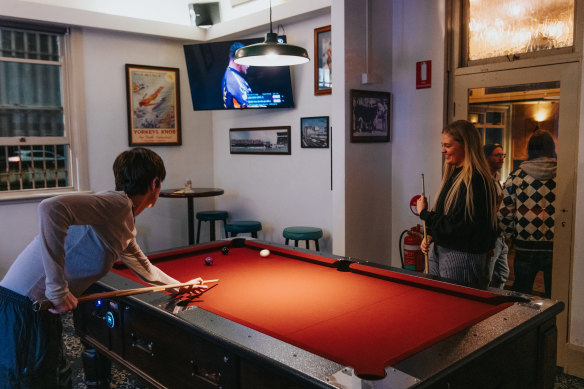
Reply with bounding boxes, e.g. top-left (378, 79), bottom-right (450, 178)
top-left (126, 64), bottom-right (182, 146)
